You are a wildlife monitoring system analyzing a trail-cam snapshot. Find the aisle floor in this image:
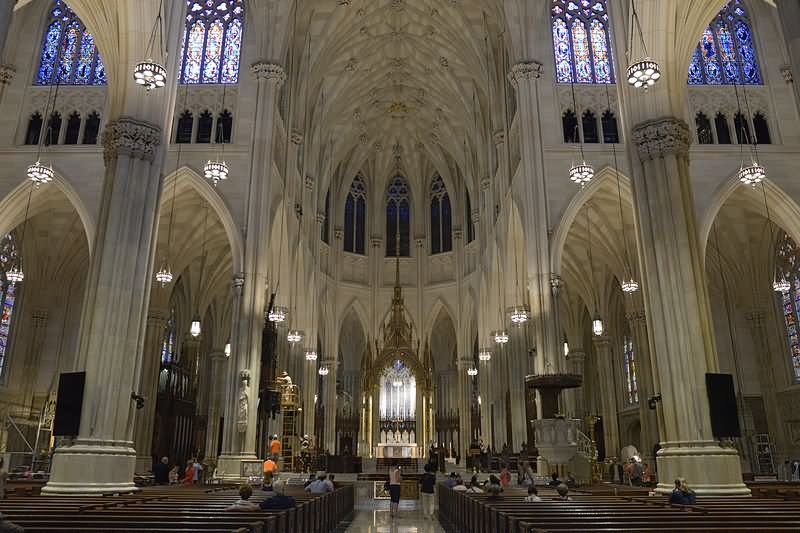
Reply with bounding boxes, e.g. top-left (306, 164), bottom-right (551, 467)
top-left (344, 500), bottom-right (445, 532)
